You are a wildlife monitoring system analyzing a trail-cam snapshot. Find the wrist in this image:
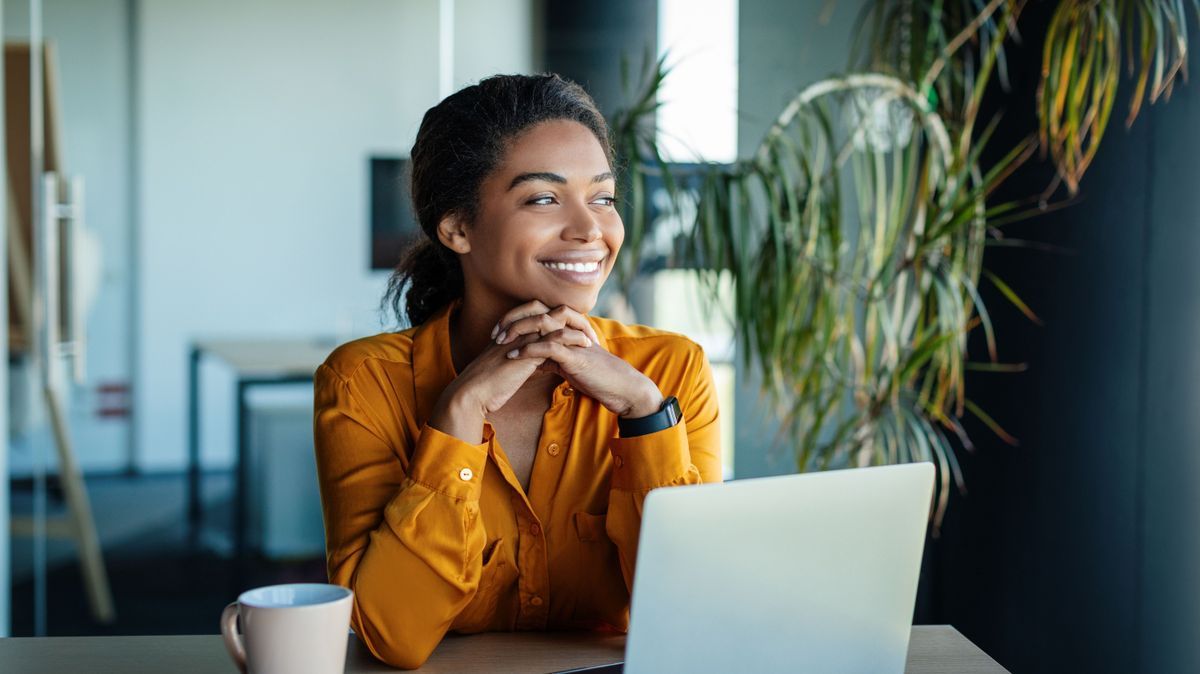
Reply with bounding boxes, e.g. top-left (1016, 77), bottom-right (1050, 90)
top-left (448, 384), bottom-right (487, 418)
top-left (617, 395), bottom-right (681, 438)
top-left (430, 385), bottom-right (487, 444)
top-left (621, 384), bottom-right (664, 419)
